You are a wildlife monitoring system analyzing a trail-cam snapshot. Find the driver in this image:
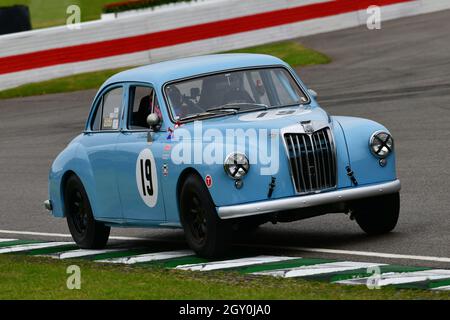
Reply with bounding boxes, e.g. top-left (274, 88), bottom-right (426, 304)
top-left (166, 85), bottom-right (189, 119)
top-left (222, 73), bottom-right (254, 104)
